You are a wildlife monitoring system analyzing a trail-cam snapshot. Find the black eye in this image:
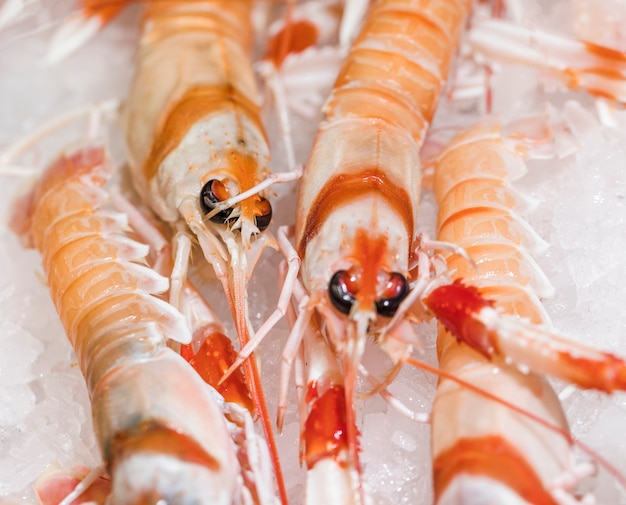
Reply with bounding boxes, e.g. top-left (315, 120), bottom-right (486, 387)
top-left (200, 180), bottom-right (233, 223)
top-left (328, 270), bottom-right (357, 315)
top-left (254, 197), bottom-right (272, 232)
top-left (375, 272), bottom-right (409, 318)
